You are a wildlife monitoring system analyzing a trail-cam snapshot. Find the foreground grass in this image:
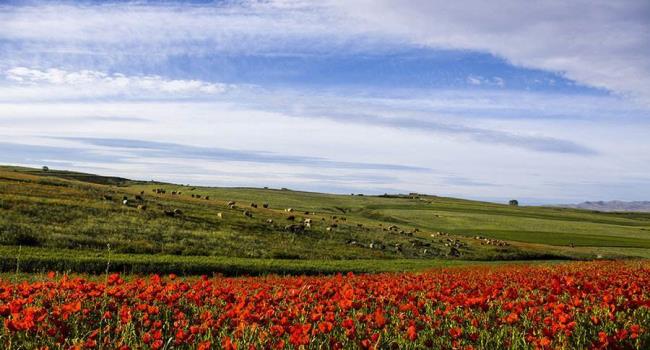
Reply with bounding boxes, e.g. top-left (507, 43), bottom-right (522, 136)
top-left (0, 245), bottom-right (564, 276)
